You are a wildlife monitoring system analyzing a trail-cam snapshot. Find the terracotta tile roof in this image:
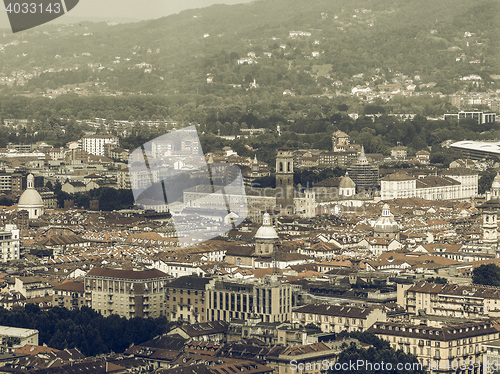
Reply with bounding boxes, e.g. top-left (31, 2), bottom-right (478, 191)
top-left (86, 267), bottom-right (168, 280)
top-left (408, 281), bottom-right (500, 300)
top-left (368, 320), bottom-right (499, 342)
top-left (293, 304), bottom-right (380, 318)
top-left (180, 321), bottom-right (229, 337)
top-left (53, 280), bottom-right (84, 293)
